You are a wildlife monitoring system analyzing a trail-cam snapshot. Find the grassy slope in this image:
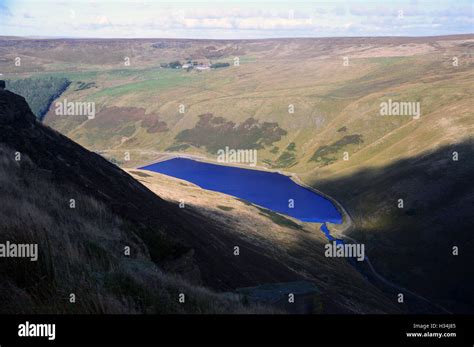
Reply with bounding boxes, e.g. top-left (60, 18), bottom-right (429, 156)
top-left (2, 35), bottom-right (473, 312)
top-left (0, 145), bottom-right (271, 314)
top-left (127, 168), bottom-right (402, 314)
top-left (0, 92), bottom-right (277, 314)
